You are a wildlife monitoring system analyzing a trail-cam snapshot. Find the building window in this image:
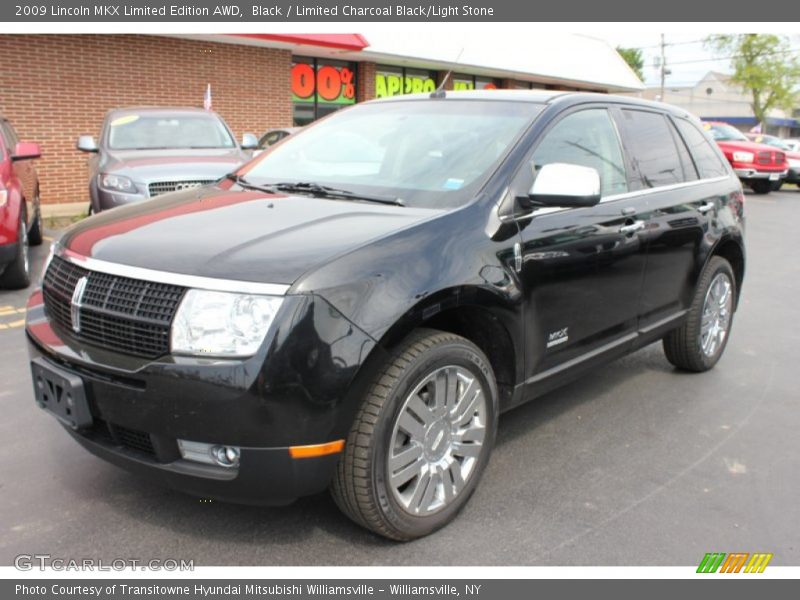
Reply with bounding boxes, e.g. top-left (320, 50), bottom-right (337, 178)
top-left (375, 66), bottom-right (437, 97)
top-left (453, 75), bottom-right (500, 91)
top-left (291, 56), bottom-right (357, 126)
